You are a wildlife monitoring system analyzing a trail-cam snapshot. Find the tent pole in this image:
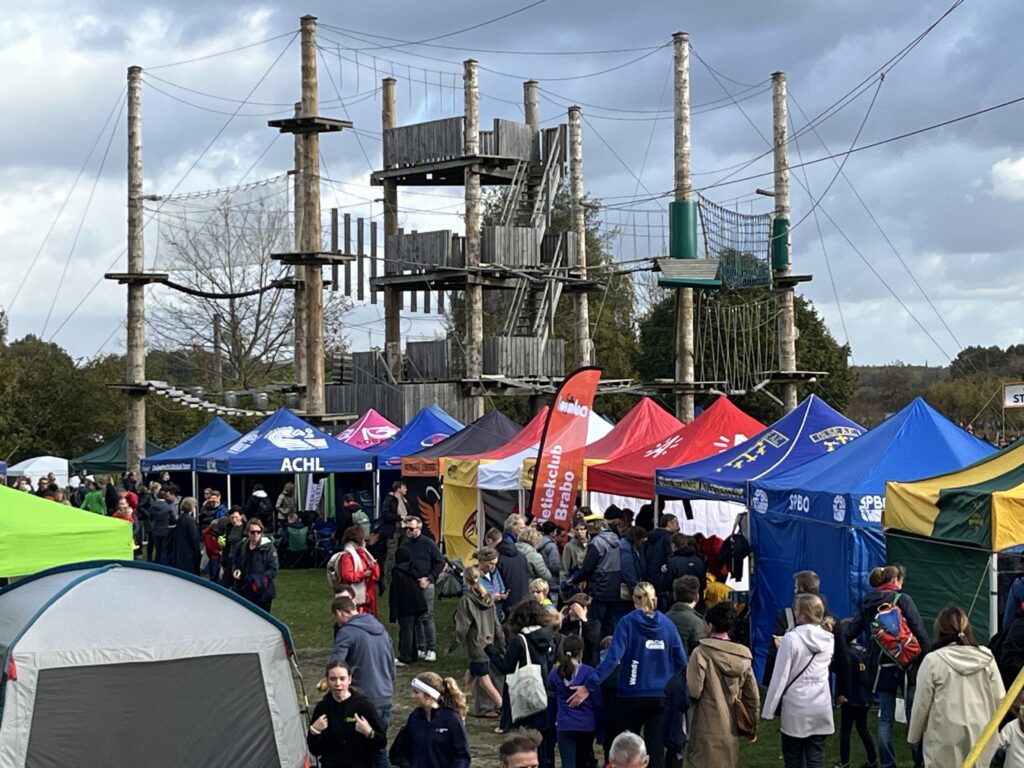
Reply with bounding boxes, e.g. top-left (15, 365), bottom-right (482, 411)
top-left (191, 470), bottom-right (197, 500)
top-left (477, 485), bottom-right (484, 550)
top-left (226, 476), bottom-right (232, 510)
top-left (991, 552), bottom-right (1000, 638)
